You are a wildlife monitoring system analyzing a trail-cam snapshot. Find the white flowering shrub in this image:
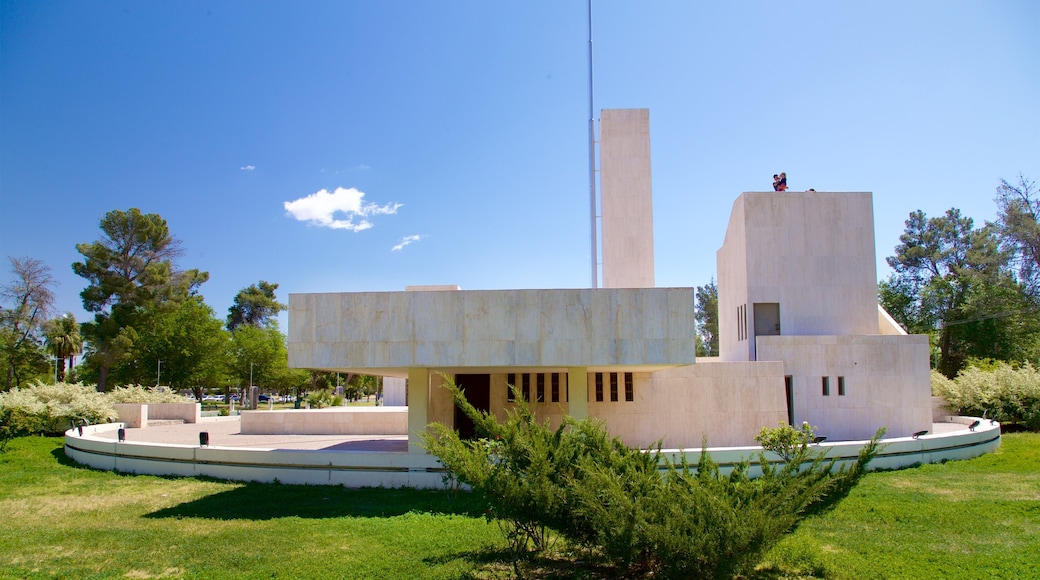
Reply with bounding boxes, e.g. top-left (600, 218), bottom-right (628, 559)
top-left (107, 384), bottom-right (190, 404)
top-left (932, 364), bottom-right (1040, 430)
top-left (0, 382), bottom-right (118, 435)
